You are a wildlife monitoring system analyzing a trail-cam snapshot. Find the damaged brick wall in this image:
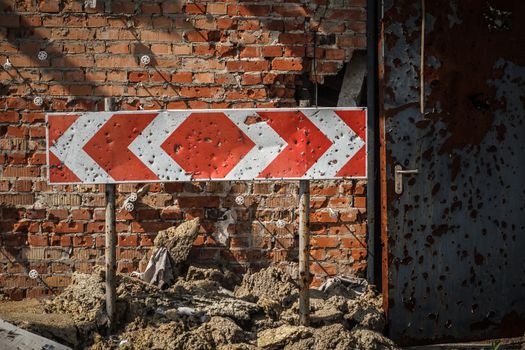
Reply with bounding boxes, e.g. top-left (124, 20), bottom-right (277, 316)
top-left (0, 0), bottom-right (367, 299)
